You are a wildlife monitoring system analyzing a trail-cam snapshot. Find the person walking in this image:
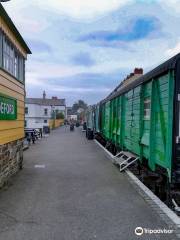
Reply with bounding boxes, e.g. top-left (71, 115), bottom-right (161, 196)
top-left (31, 132), bottom-right (35, 144)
